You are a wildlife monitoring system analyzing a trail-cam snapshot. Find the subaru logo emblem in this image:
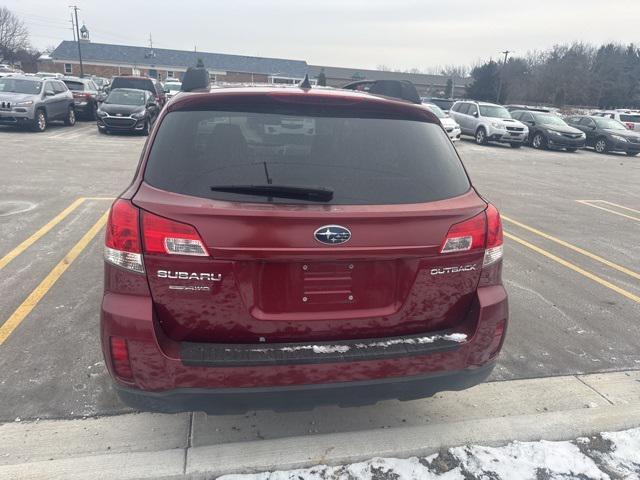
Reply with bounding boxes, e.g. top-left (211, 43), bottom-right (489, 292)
top-left (314, 225), bottom-right (351, 245)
